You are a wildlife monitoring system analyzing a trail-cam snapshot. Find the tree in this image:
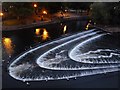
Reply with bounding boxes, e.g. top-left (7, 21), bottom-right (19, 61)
top-left (90, 3), bottom-right (108, 24)
top-left (2, 2), bottom-right (34, 20)
top-left (62, 2), bottom-right (92, 10)
top-left (90, 2), bottom-right (120, 25)
top-left (37, 2), bottom-right (63, 14)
